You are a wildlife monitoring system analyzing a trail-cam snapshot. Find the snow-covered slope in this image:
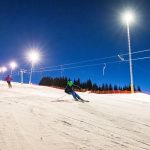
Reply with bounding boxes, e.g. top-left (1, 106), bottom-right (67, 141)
top-left (0, 81), bottom-right (150, 150)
